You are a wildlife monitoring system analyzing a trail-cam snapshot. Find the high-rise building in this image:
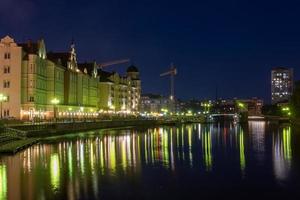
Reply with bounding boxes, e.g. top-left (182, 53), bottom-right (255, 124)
top-left (0, 35), bottom-right (141, 120)
top-left (271, 67), bottom-right (294, 104)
